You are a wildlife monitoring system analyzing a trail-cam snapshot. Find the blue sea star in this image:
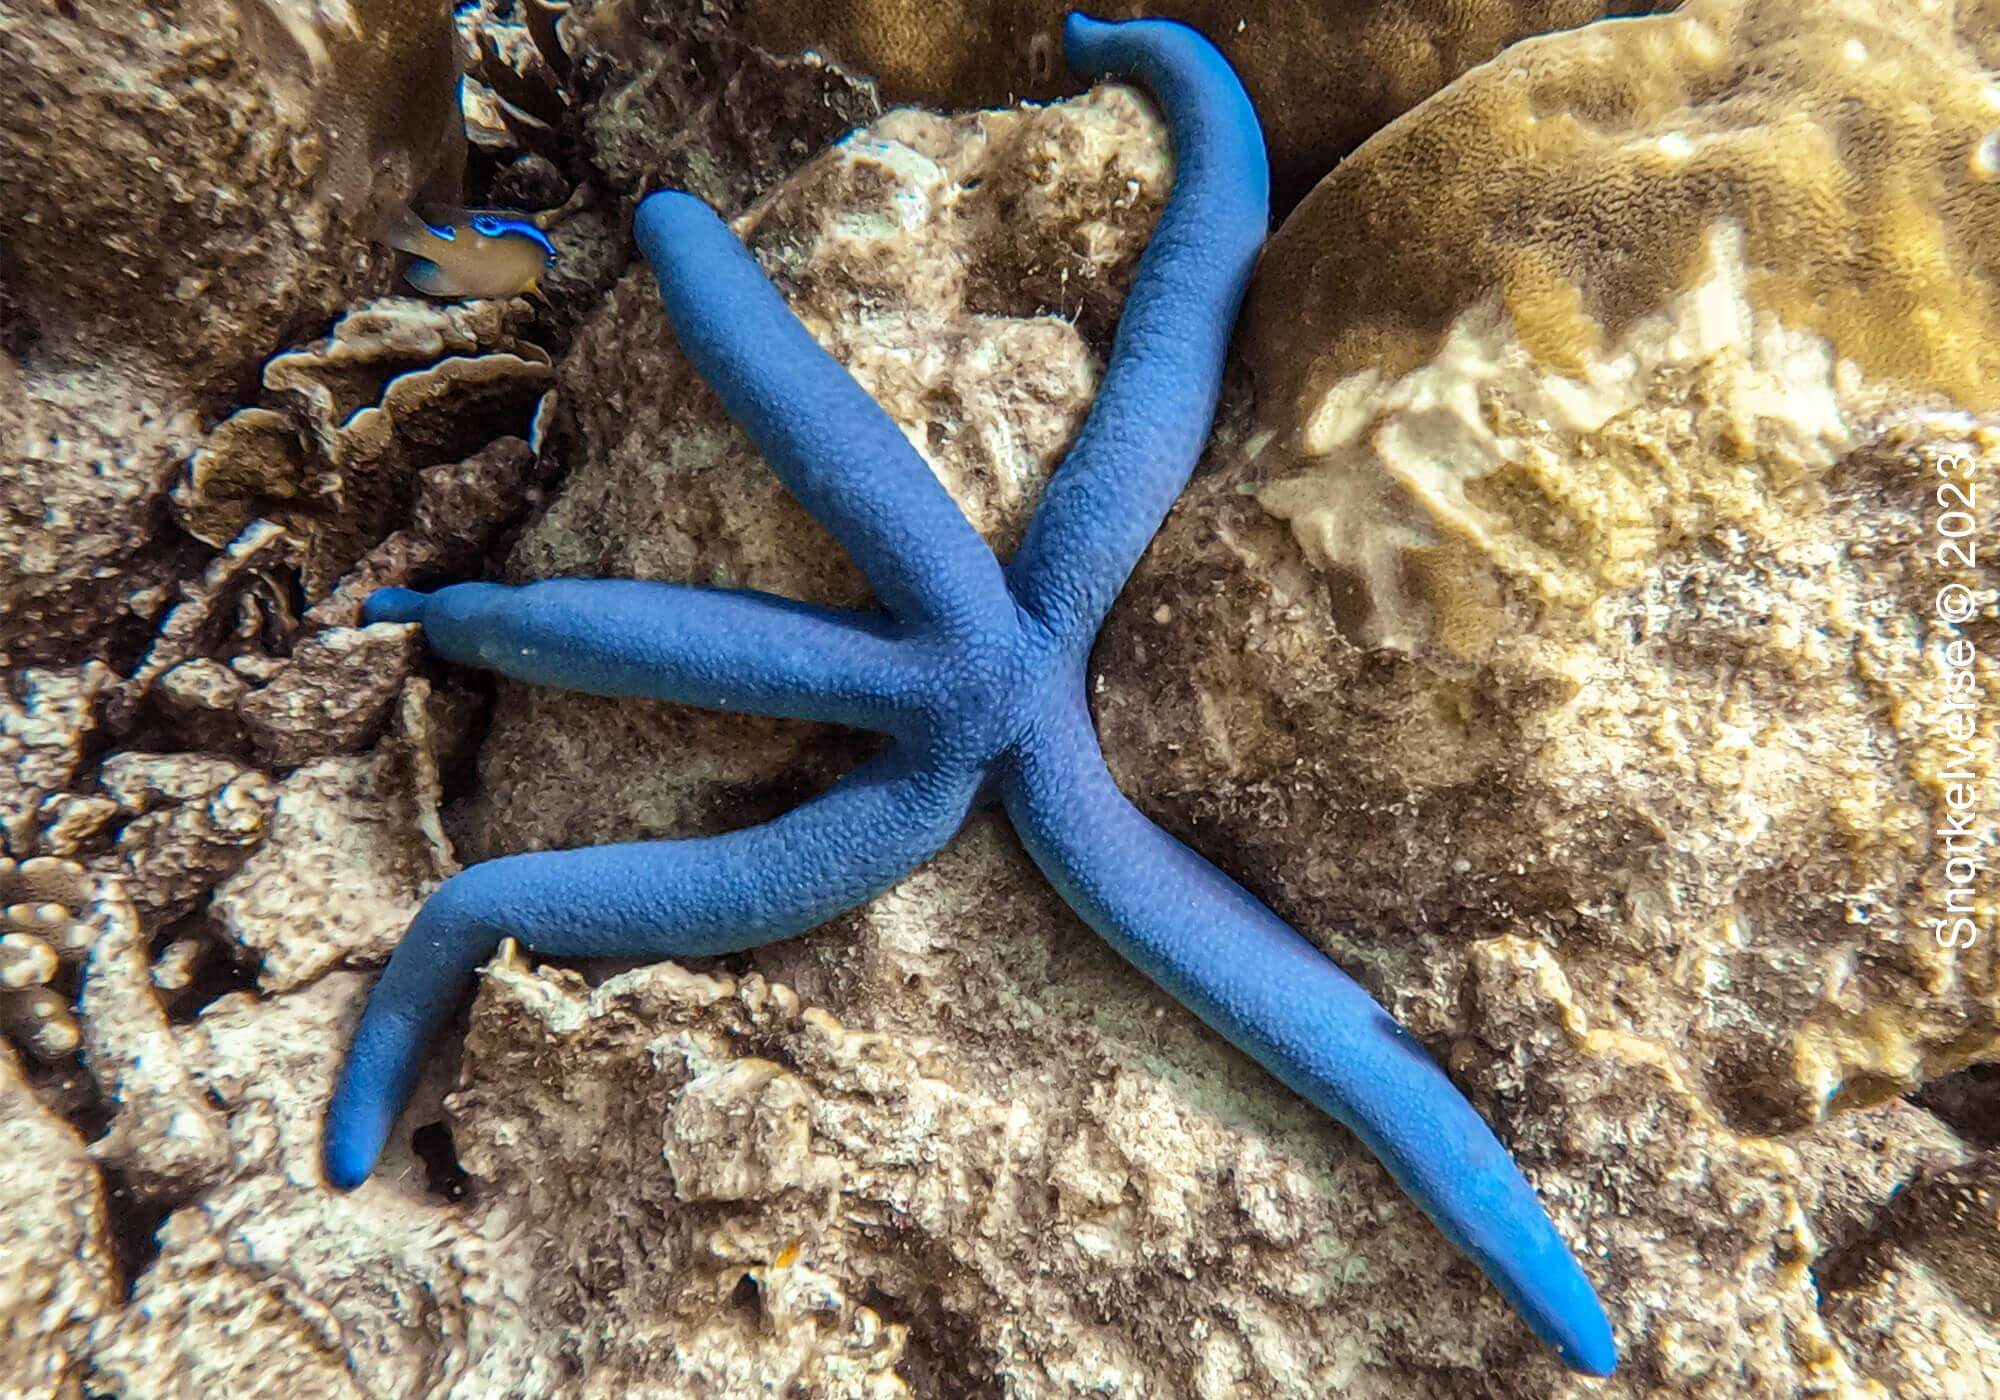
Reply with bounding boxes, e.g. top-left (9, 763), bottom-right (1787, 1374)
top-left (324, 13), bottom-right (1618, 1376)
